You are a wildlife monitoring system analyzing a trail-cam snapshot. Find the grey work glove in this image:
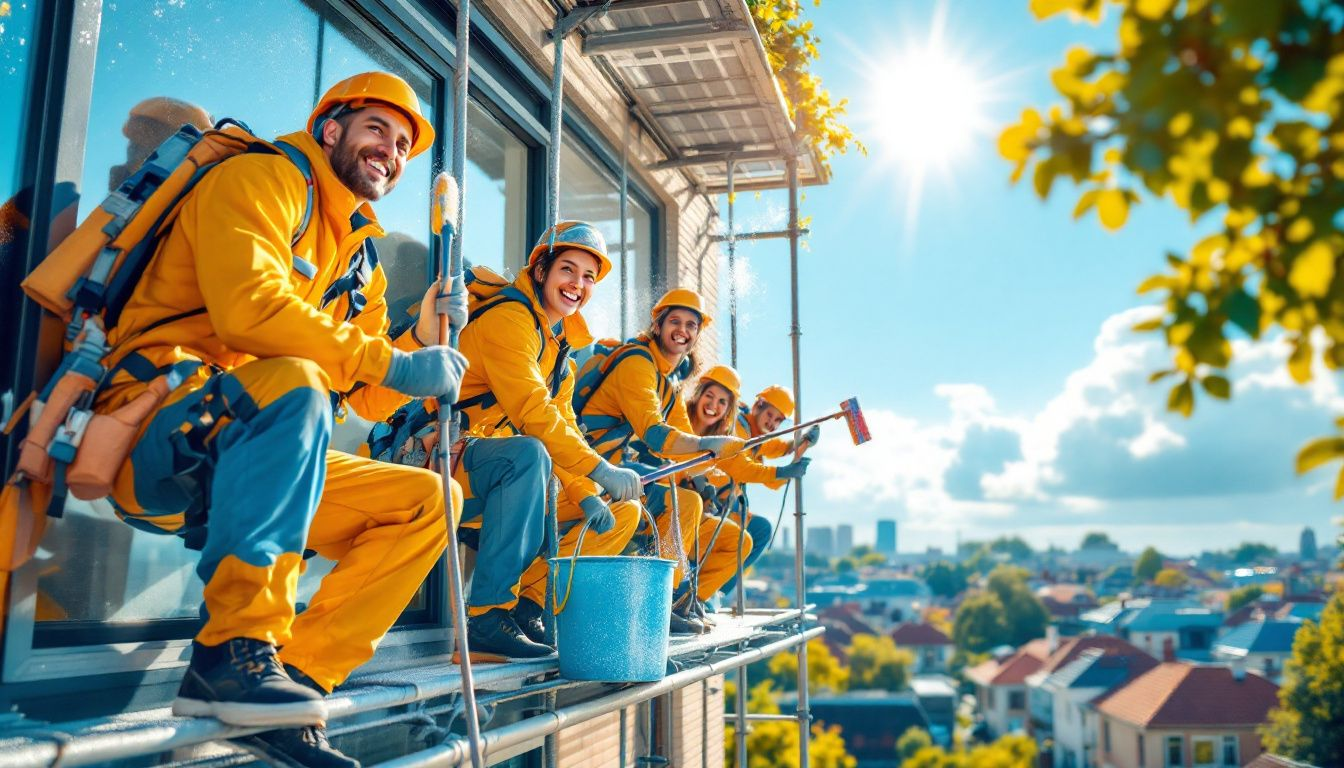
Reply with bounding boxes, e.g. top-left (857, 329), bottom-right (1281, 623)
top-left (589, 459), bottom-right (642, 502)
top-left (802, 424), bottom-right (821, 447)
top-left (698, 434), bottom-right (747, 458)
top-left (382, 345), bottom-right (468, 399)
top-left (415, 273), bottom-right (469, 343)
top-left (775, 457), bottom-right (811, 480)
top-left (579, 495), bottom-right (616, 535)
top-left (691, 475), bottom-right (717, 504)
